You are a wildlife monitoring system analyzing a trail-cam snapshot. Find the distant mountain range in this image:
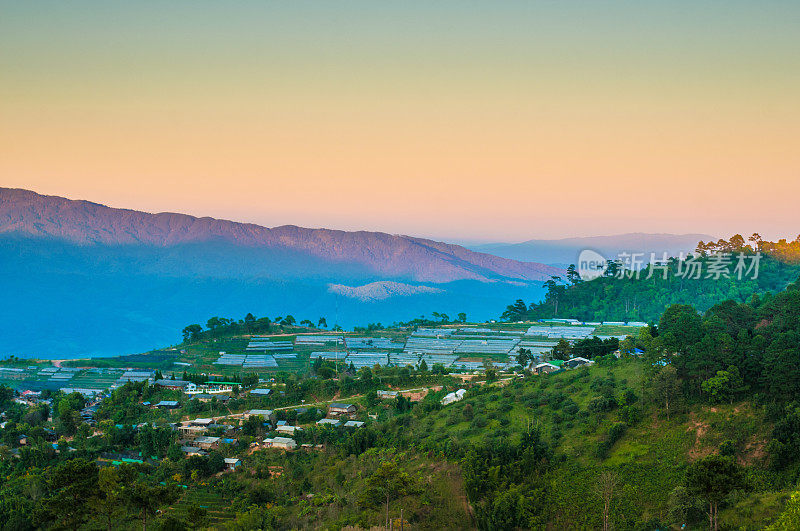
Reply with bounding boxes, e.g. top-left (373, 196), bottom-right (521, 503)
top-left (470, 233), bottom-right (716, 267)
top-left (2, 188), bottom-right (558, 283)
top-left (0, 188), bottom-right (558, 357)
